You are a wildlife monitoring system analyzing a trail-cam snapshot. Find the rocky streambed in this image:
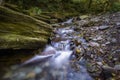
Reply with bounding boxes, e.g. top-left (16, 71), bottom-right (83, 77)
top-left (2, 12), bottom-right (120, 80)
